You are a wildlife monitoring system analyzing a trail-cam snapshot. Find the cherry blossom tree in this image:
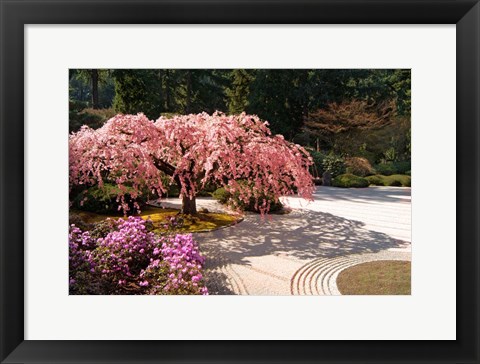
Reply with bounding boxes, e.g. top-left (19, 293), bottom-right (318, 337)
top-left (69, 112), bottom-right (314, 215)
